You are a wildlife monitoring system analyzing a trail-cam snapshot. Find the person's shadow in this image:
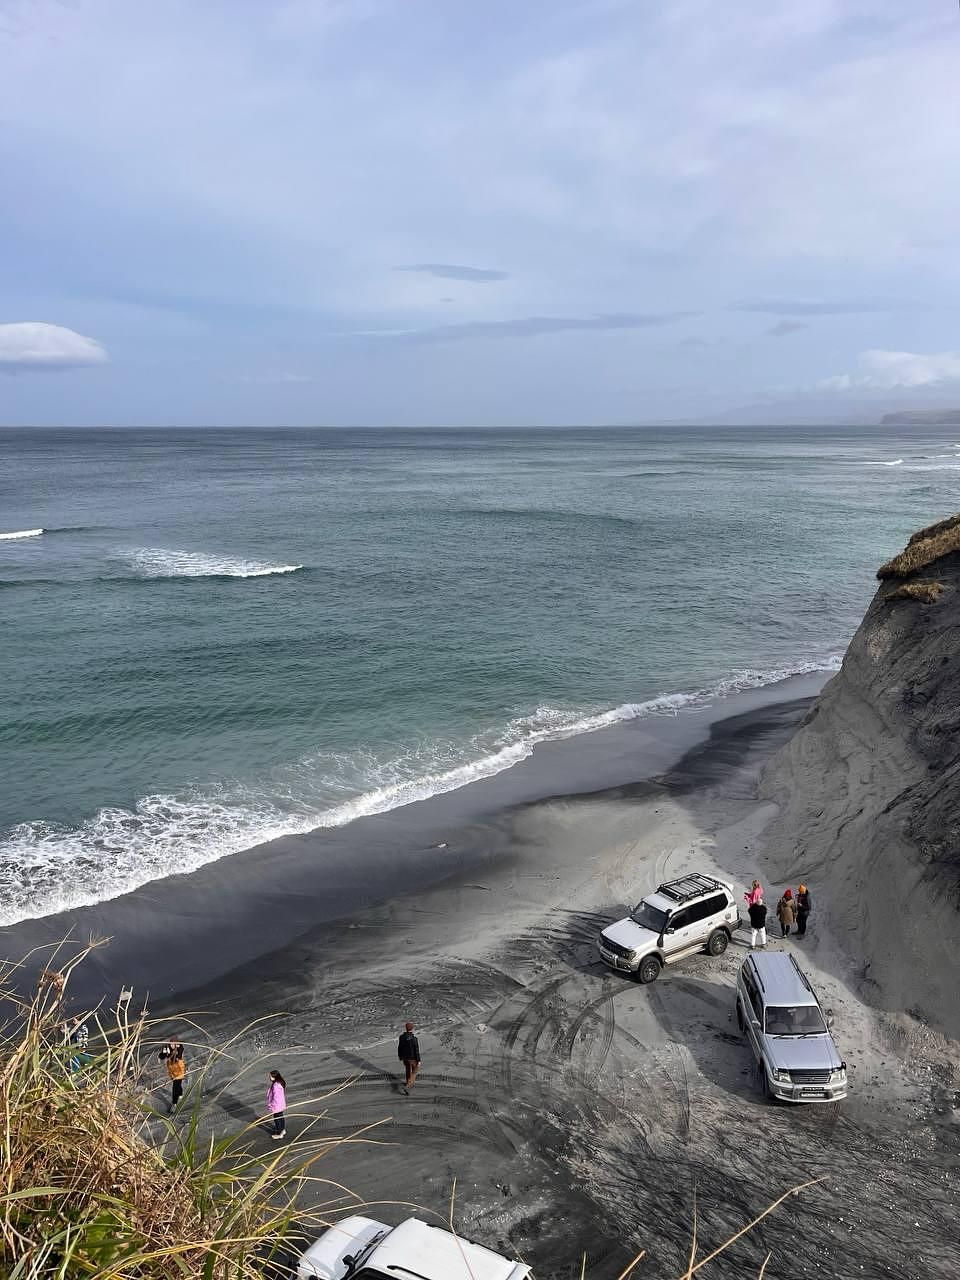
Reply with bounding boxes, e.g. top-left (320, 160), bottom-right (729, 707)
top-left (213, 1088), bottom-right (264, 1129)
top-left (329, 1046), bottom-right (405, 1094)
